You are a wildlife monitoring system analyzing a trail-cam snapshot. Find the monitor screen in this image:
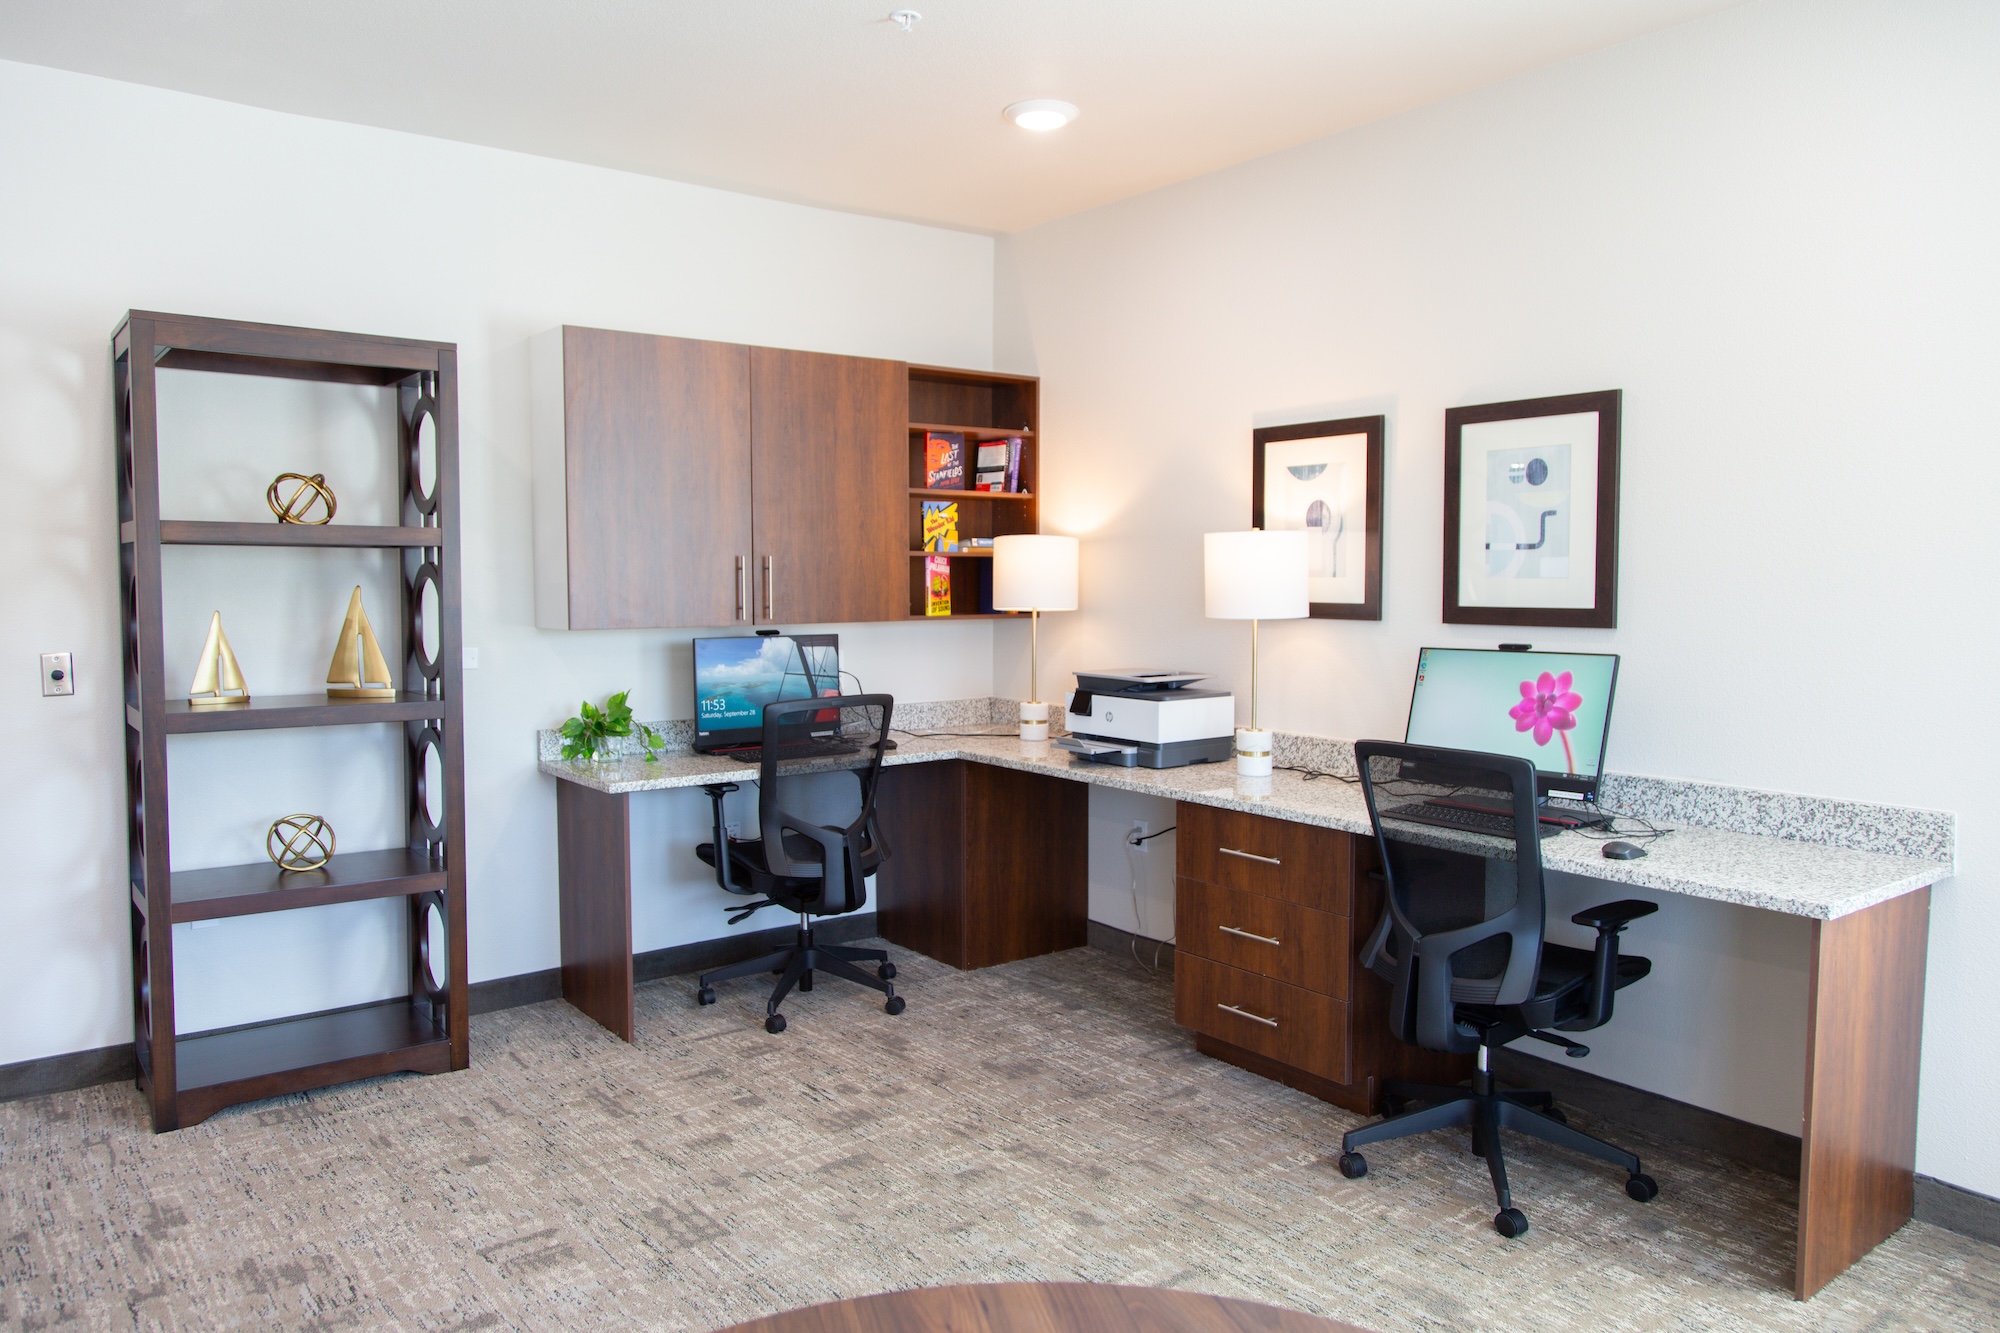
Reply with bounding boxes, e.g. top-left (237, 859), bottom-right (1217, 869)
top-left (692, 634), bottom-right (841, 748)
top-left (1403, 647), bottom-right (1619, 799)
